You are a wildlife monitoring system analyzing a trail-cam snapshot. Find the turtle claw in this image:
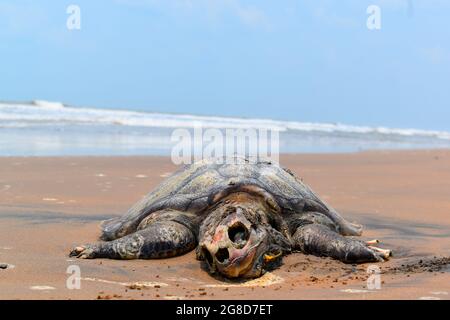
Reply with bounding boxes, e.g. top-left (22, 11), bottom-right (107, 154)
top-left (368, 245), bottom-right (392, 261)
top-left (69, 245), bottom-right (96, 259)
